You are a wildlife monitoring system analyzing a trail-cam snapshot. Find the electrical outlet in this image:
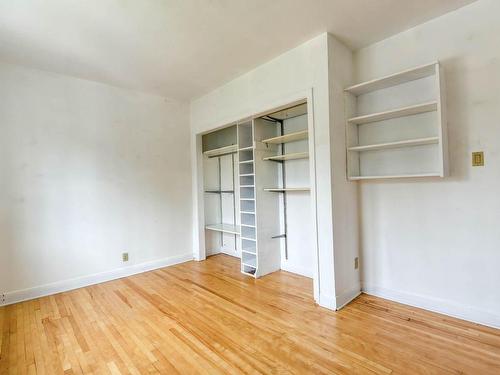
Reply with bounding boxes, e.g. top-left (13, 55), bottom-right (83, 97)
top-left (122, 252), bottom-right (129, 262)
top-left (354, 257), bottom-right (359, 270)
top-left (472, 151), bottom-right (484, 166)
